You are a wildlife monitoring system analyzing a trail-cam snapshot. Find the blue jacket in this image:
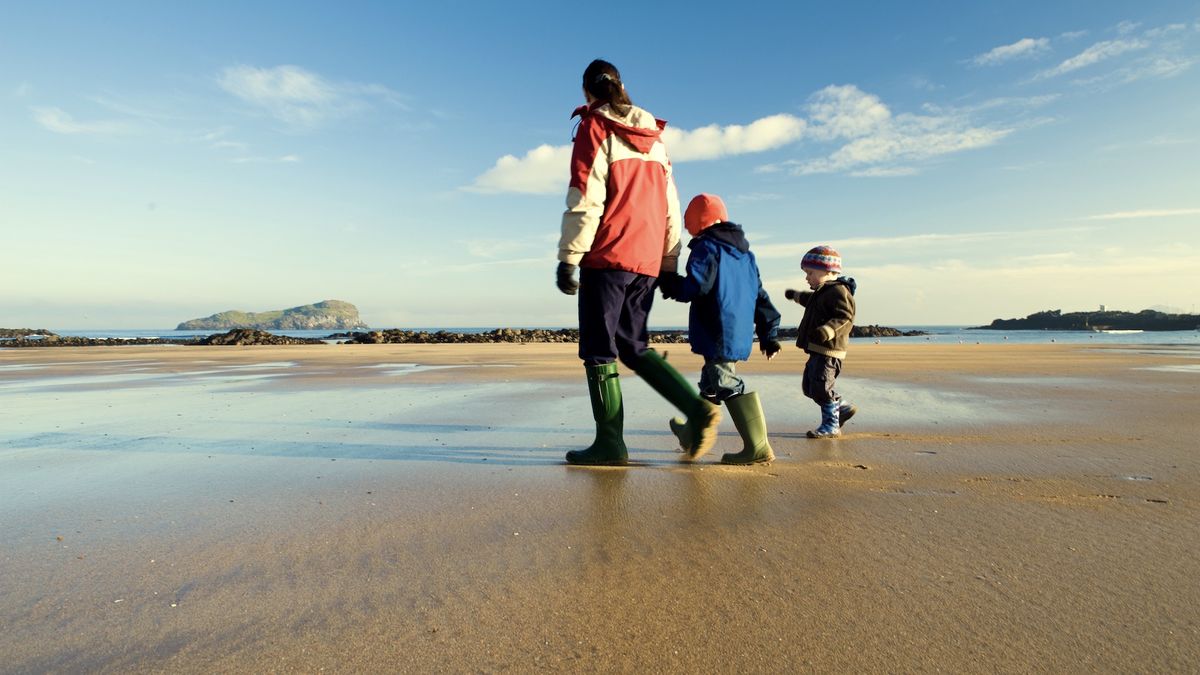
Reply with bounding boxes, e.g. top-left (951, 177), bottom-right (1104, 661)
top-left (668, 222), bottom-right (780, 361)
